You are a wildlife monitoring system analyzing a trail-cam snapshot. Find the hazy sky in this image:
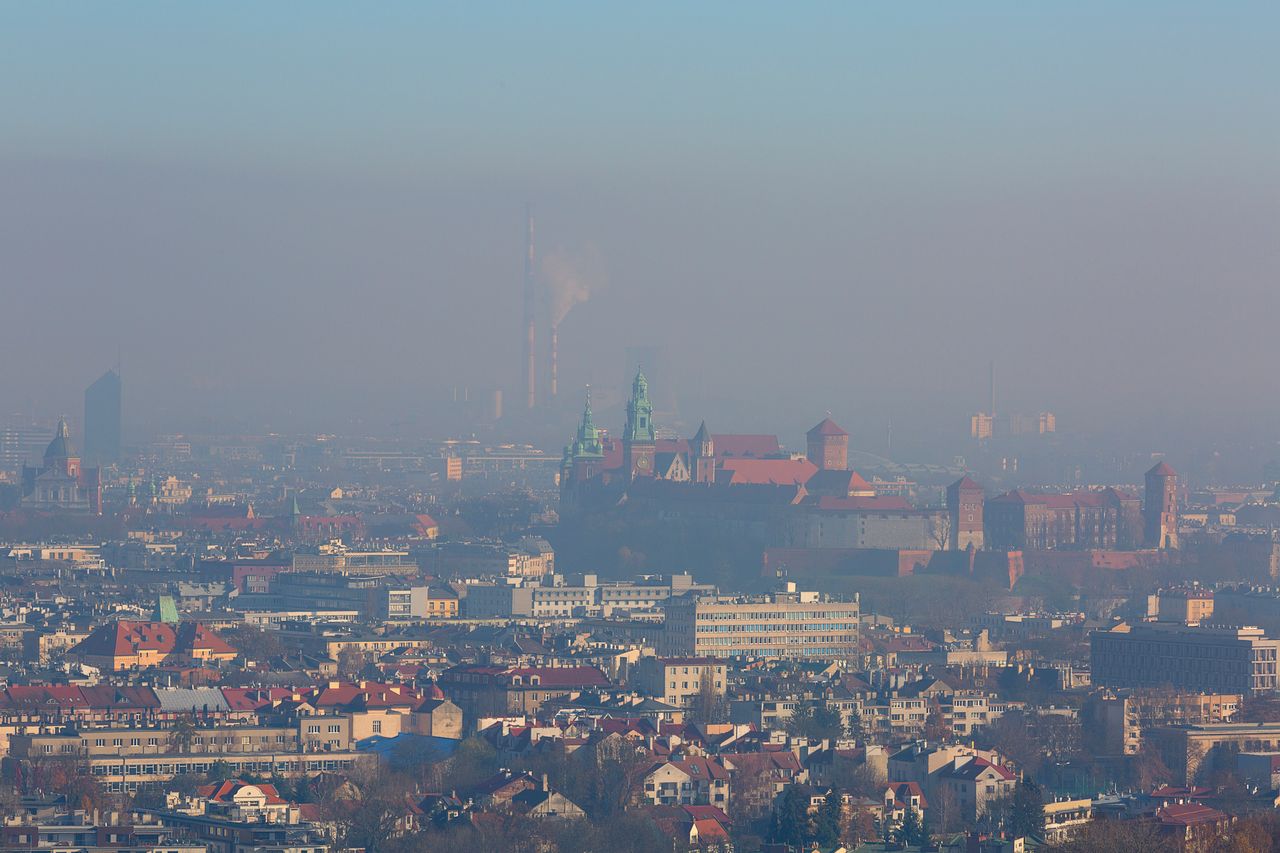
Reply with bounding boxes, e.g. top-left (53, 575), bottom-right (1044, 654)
top-left (3, 3), bottom-right (1278, 450)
